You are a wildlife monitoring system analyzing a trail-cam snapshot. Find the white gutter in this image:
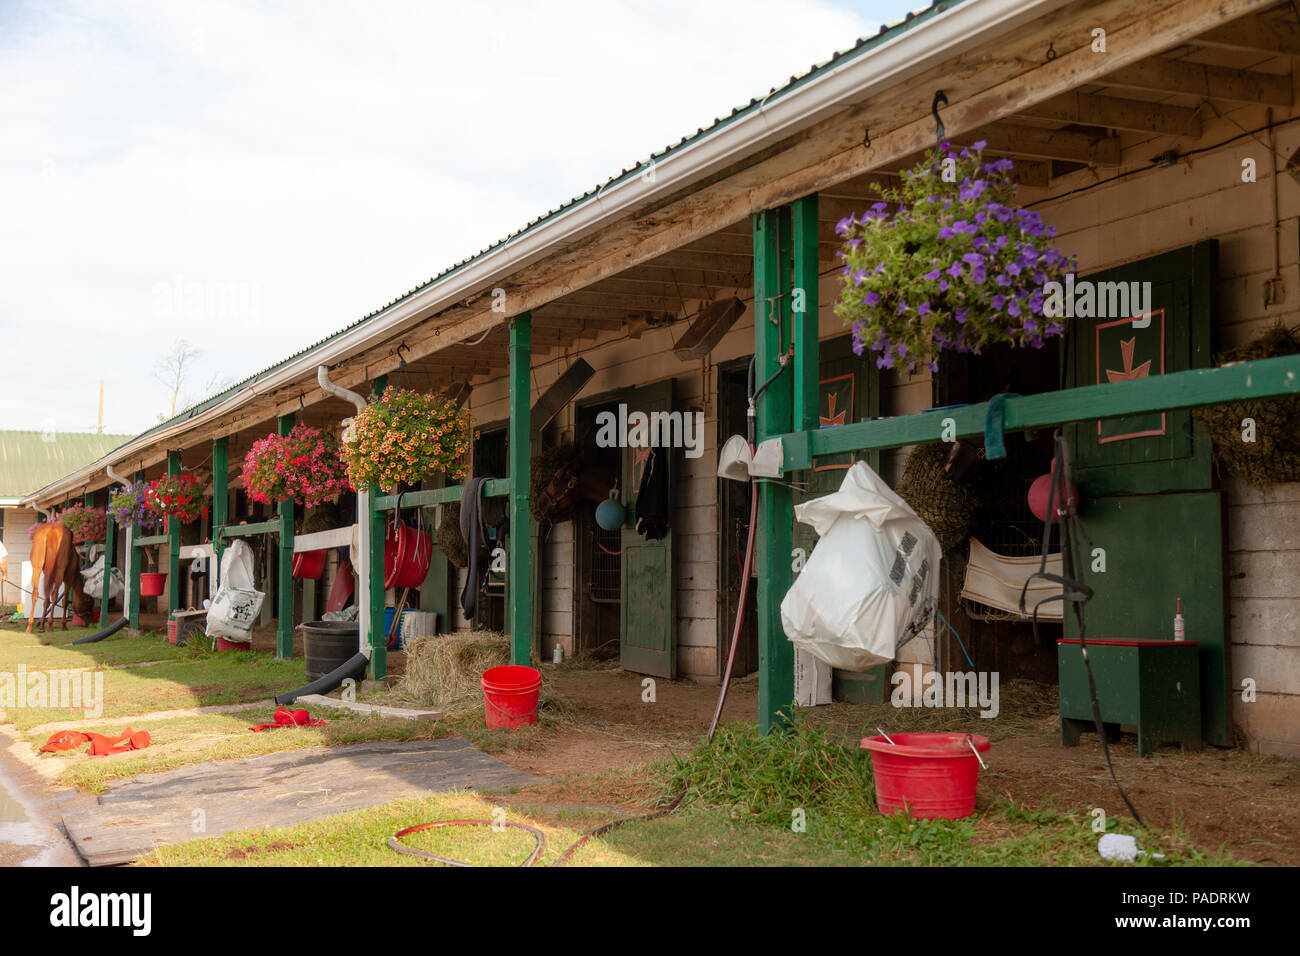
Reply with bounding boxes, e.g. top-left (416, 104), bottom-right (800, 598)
top-left (21, 0), bottom-right (1067, 508)
top-left (317, 366), bottom-right (372, 658)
